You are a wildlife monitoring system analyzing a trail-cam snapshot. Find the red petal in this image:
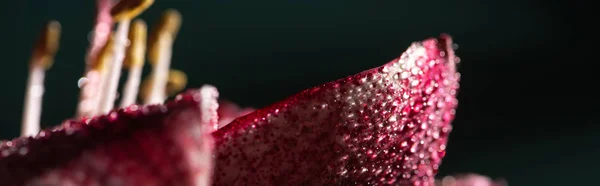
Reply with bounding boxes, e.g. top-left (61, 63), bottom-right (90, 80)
top-left (217, 100), bottom-right (255, 129)
top-left (212, 35), bottom-right (460, 185)
top-left (0, 86), bottom-right (219, 186)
